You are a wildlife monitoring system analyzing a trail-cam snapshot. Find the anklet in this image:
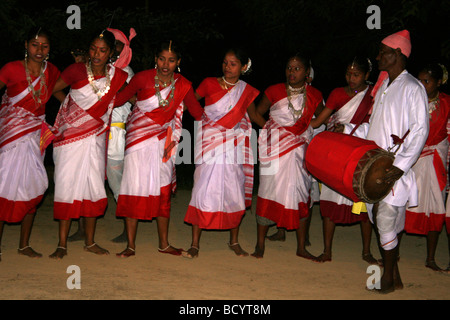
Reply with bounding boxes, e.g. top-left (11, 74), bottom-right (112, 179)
top-left (158, 245), bottom-right (171, 252)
